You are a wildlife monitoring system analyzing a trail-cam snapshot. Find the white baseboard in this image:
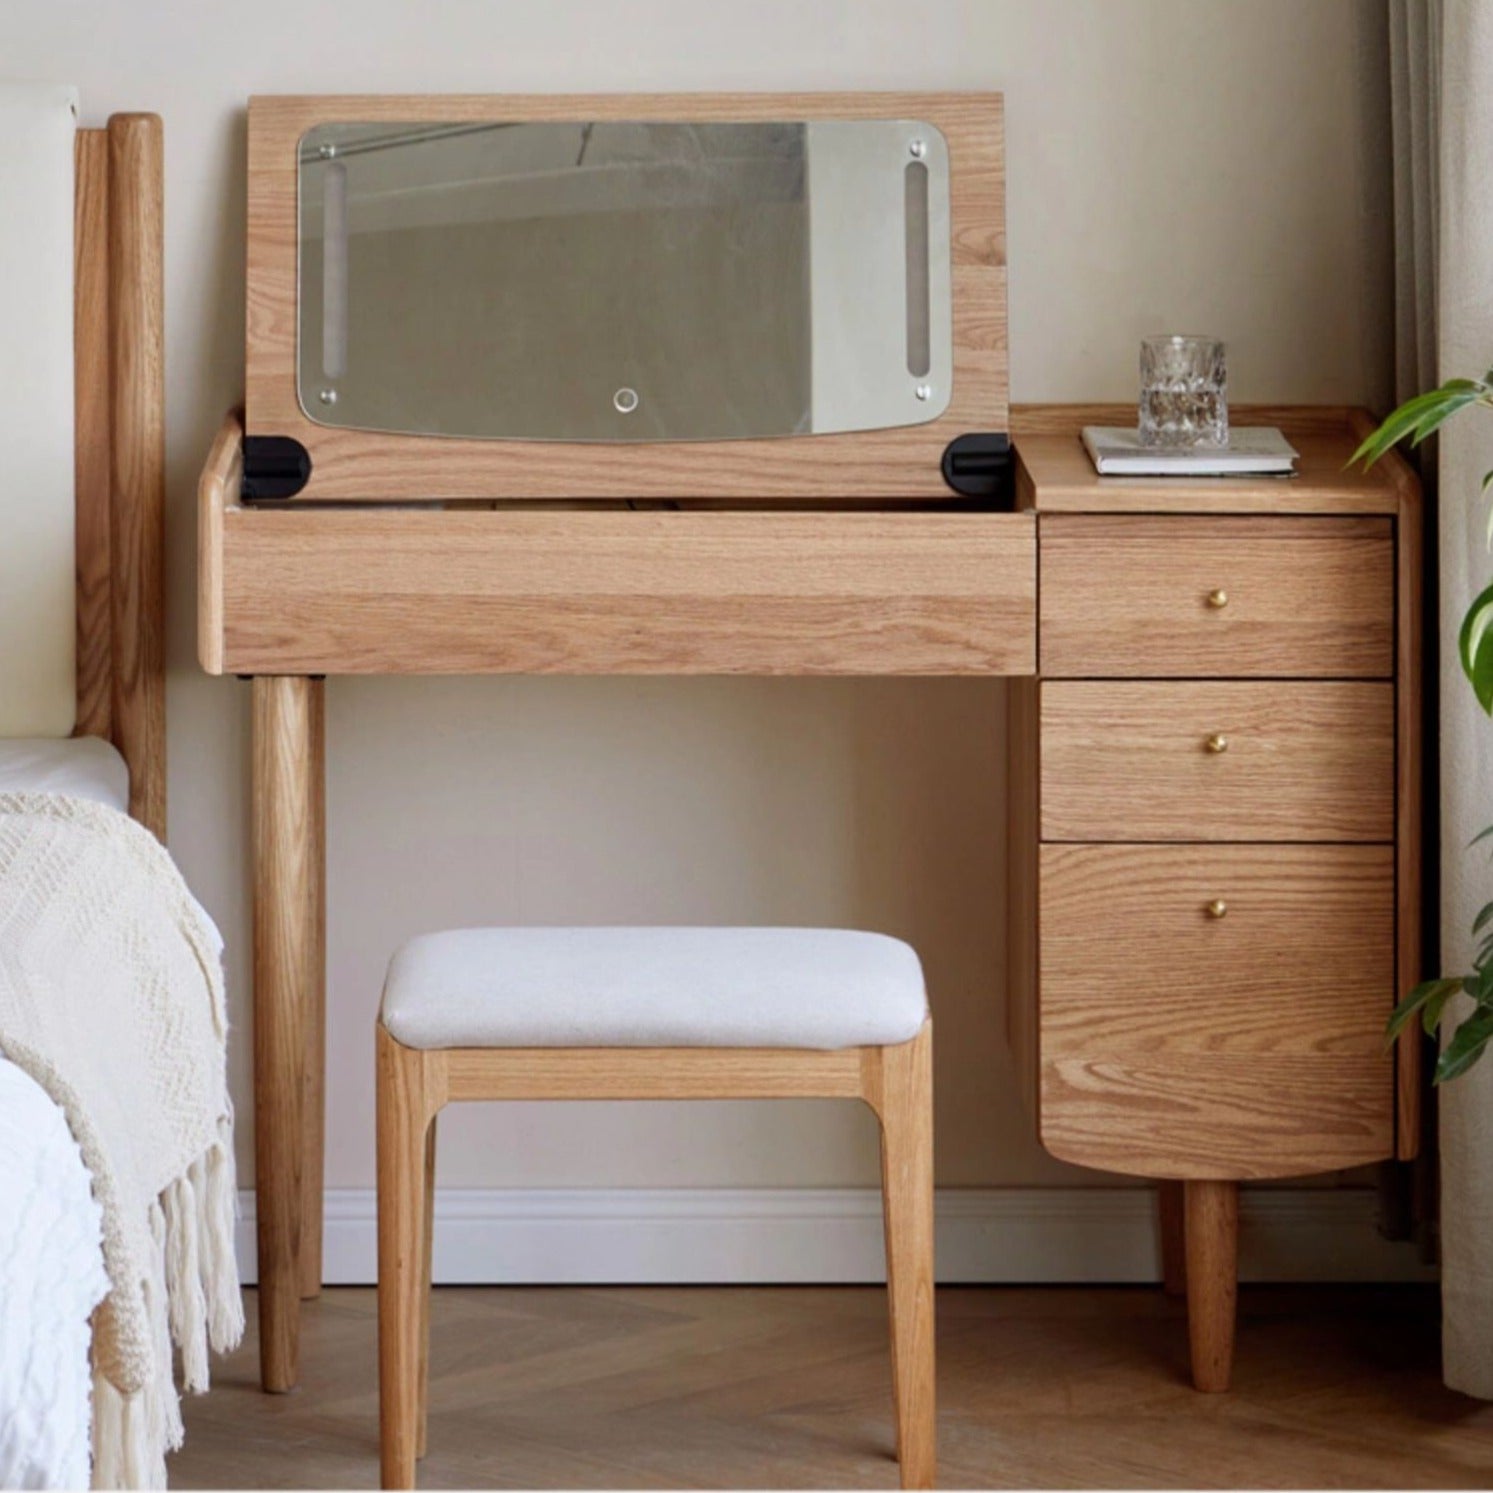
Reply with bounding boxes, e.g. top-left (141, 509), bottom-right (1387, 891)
top-left (234, 1186), bottom-right (1434, 1287)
